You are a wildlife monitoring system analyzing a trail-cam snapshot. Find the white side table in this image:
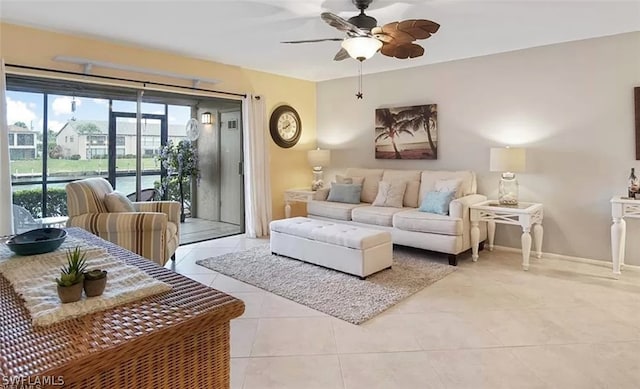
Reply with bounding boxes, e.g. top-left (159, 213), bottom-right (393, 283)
top-left (610, 196), bottom-right (640, 277)
top-left (284, 188), bottom-right (316, 218)
top-left (470, 201), bottom-right (544, 270)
